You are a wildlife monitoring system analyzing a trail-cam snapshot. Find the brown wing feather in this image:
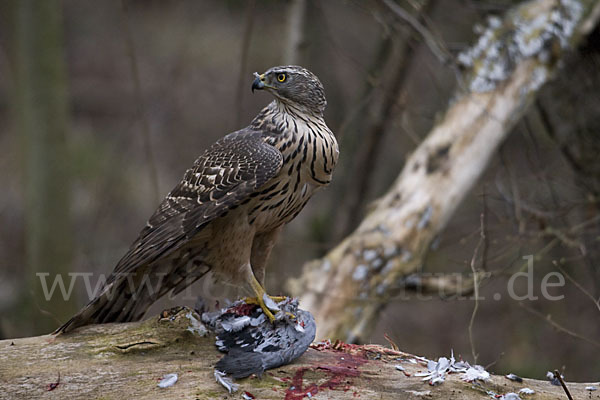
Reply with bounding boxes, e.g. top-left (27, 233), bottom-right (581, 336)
top-left (113, 128), bottom-right (283, 275)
